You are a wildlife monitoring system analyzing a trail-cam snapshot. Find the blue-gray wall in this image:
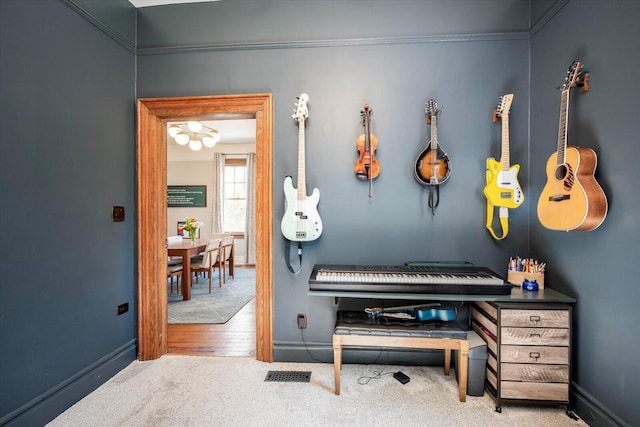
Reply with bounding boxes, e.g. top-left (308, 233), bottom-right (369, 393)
top-left (1, 0), bottom-right (637, 425)
top-left (0, 0), bottom-right (136, 425)
top-left (139, 1), bottom-right (636, 425)
top-left (136, 0), bottom-right (531, 366)
top-left (529, 1), bottom-right (640, 425)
